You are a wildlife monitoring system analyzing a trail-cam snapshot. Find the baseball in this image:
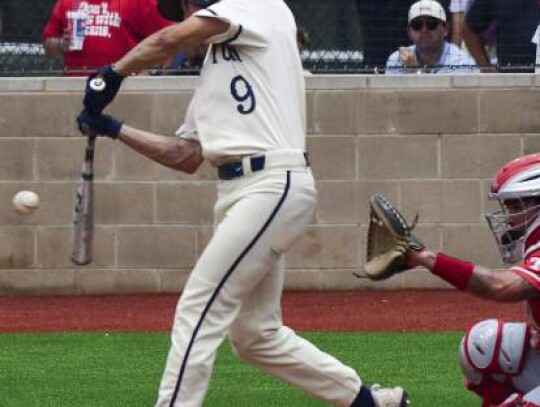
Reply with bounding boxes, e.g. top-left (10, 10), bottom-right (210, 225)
top-left (13, 190), bottom-right (40, 215)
